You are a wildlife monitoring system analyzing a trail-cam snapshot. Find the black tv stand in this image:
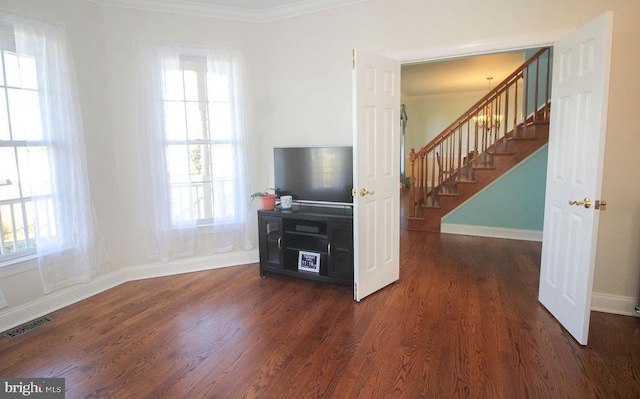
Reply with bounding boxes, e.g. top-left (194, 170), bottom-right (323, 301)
top-left (257, 205), bottom-right (353, 286)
